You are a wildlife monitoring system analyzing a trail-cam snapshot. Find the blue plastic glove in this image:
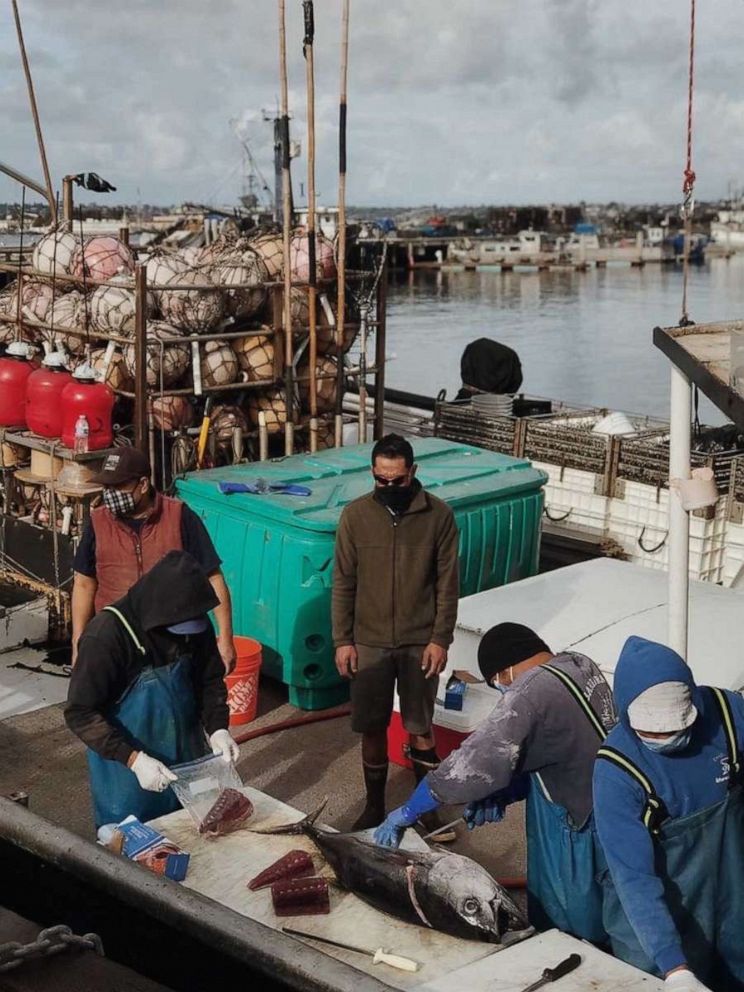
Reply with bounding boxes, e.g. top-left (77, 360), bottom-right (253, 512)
top-left (374, 779), bottom-right (440, 848)
top-left (463, 794), bottom-right (505, 830)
